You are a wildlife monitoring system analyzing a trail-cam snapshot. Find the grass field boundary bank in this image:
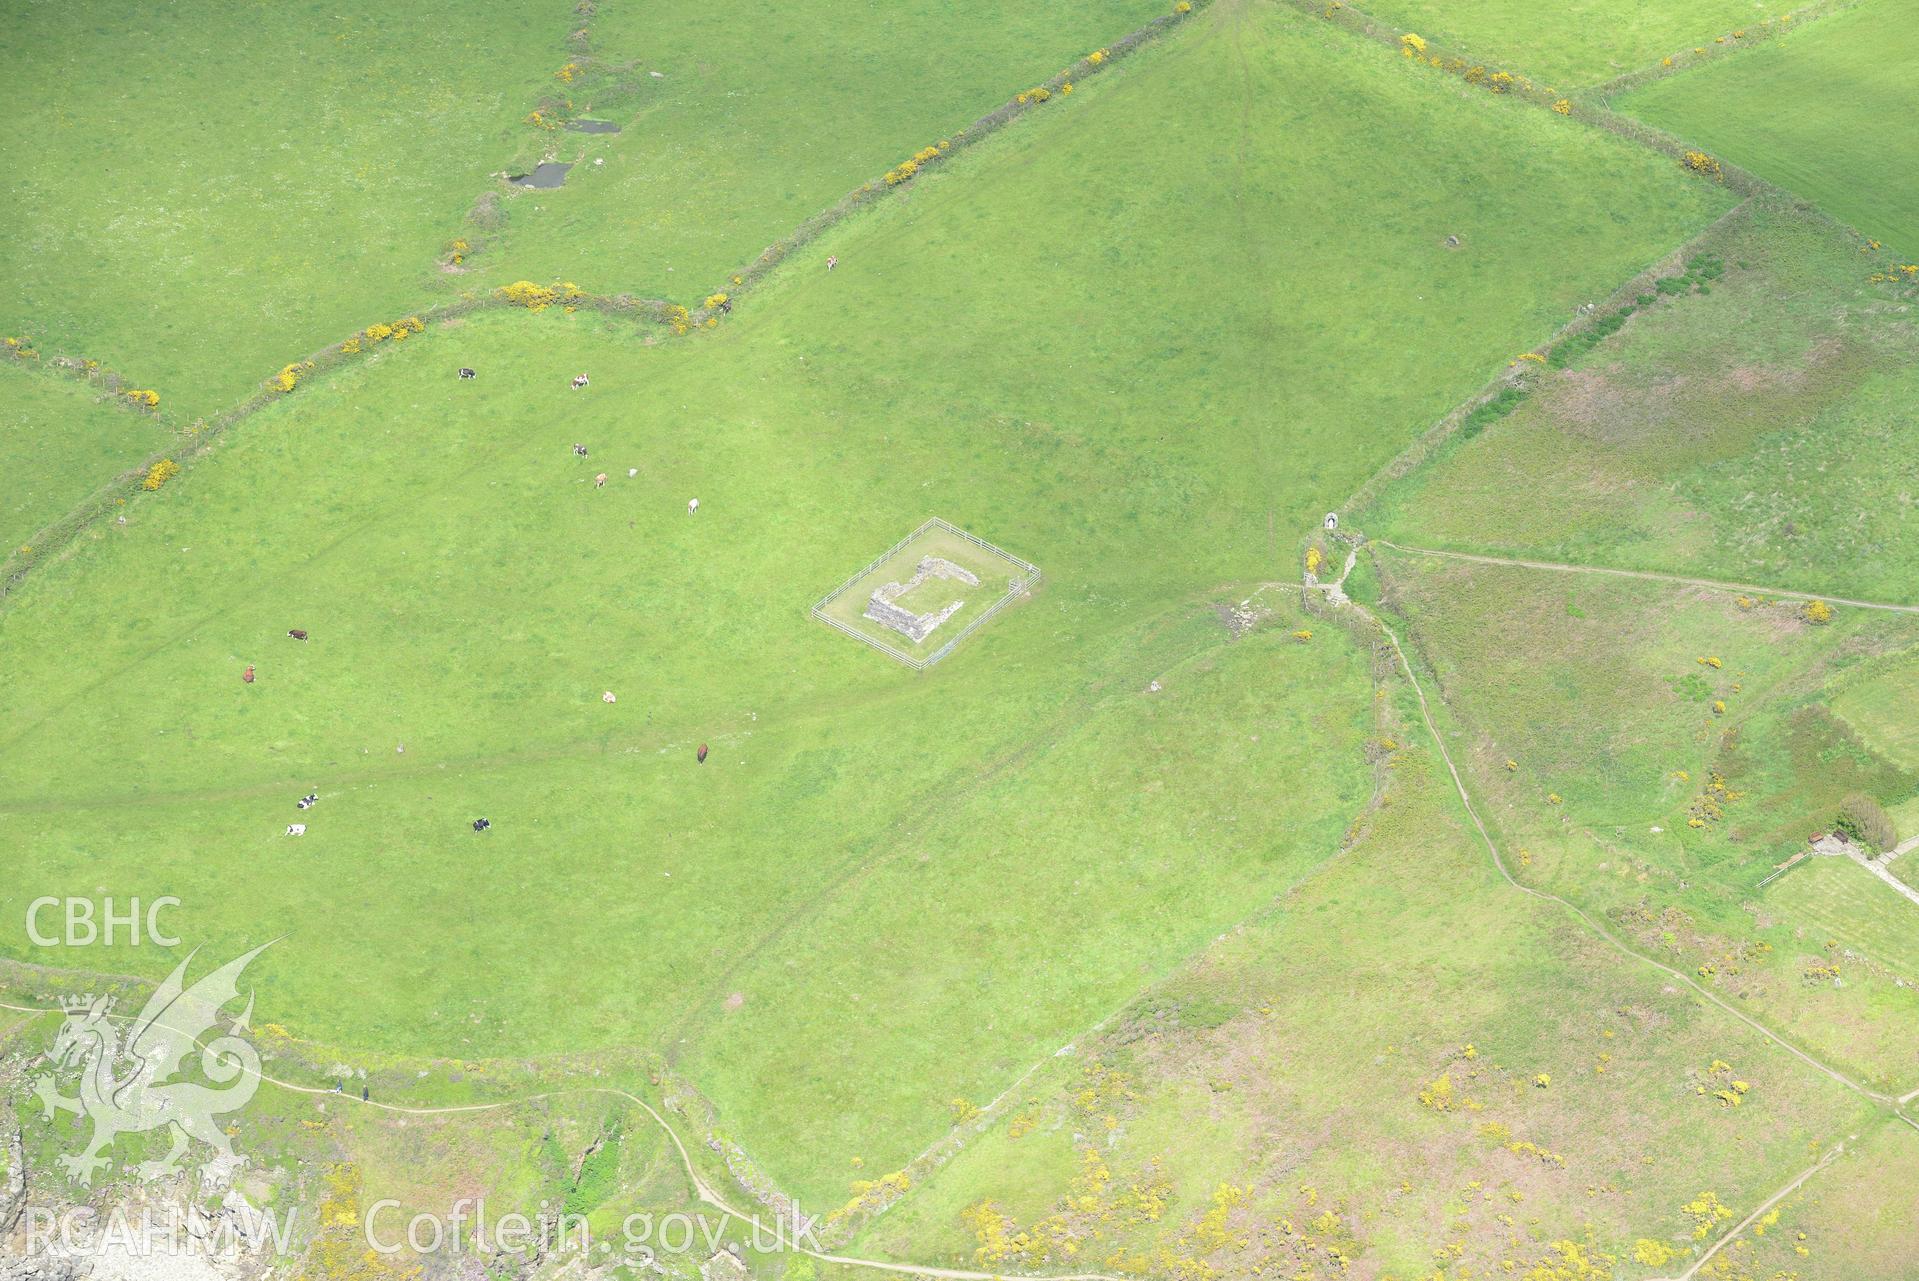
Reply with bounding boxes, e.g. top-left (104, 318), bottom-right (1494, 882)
top-left (0, 287), bottom-right (688, 608)
top-left (0, 2), bottom-right (1207, 608)
top-left (1352, 544), bottom-right (1919, 1130)
top-left (0, 996), bottom-right (1140, 1281)
top-left (643, 584), bottom-right (1390, 1243)
top-left (444, 0), bottom-right (654, 279)
top-left (1337, 197), bottom-right (1754, 520)
top-left (692, 0), bottom-right (1207, 324)
top-left (1276, 0), bottom-right (1793, 200)
top-left (7, 344), bottom-right (171, 427)
top-left (1585, 0), bottom-right (1869, 103)
top-left (807, 585), bottom-right (1407, 1249)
